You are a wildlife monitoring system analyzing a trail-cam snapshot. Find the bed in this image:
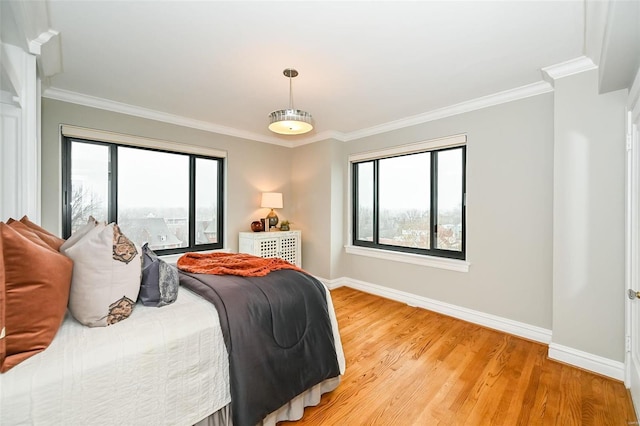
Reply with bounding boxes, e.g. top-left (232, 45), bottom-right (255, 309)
top-left (0, 267), bottom-right (345, 425)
